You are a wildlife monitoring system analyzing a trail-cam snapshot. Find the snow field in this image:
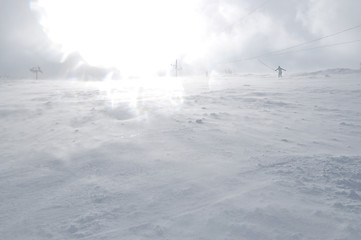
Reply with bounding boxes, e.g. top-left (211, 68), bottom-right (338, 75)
top-left (1, 72), bottom-right (361, 239)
